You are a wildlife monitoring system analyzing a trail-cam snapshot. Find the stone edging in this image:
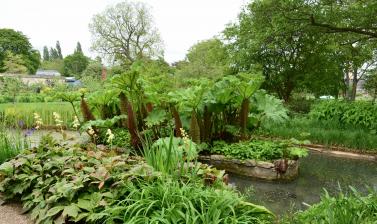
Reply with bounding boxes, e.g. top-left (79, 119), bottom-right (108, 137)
top-left (198, 155), bottom-right (299, 181)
